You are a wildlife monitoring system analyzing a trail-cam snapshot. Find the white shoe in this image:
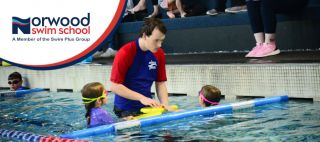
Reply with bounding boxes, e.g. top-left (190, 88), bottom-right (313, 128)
top-left (225, 5), bottom-right (247, 13)
top-left (100, 48), bottom-right (117, 58)
top-left (93, 51), bottom-right (104, 59)
top-left (206, 9), bottom-right (218, 16)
